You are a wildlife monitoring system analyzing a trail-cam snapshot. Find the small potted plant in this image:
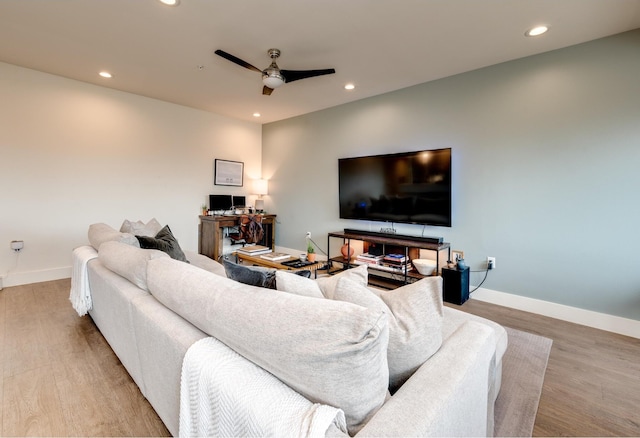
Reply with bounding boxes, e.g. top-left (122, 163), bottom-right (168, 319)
top-left (306, 241), bottom-right (316, 262)
top-left (201, 204), bottom-right (208, 216)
